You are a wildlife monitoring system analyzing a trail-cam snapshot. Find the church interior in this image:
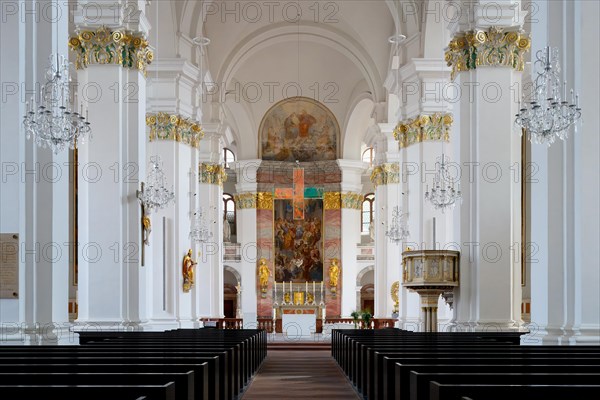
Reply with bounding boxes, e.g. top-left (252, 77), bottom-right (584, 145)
top-left (0, 0), bottom-right (599, 398)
